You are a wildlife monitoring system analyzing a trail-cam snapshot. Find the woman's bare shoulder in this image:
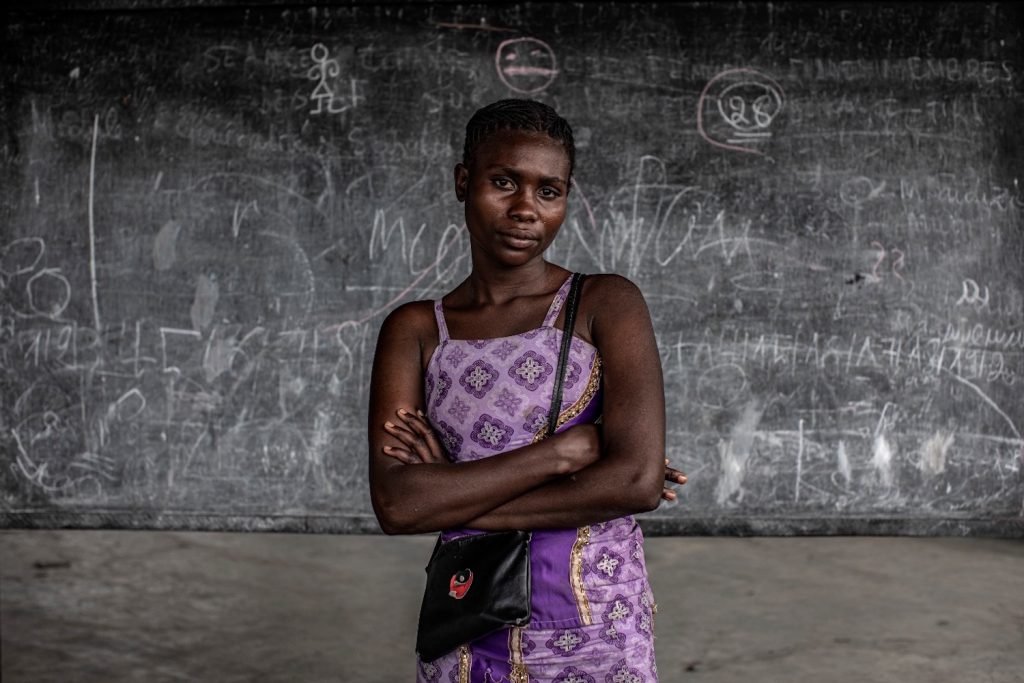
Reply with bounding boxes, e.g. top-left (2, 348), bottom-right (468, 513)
top-left (582, 272), bottom-right (648, 310)
top-left (574, 273), bottom-right (650, 345)
top-left (378, 299), bottom-right (439, 344)
top-left (582, 272), bottom-right (641, 293)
